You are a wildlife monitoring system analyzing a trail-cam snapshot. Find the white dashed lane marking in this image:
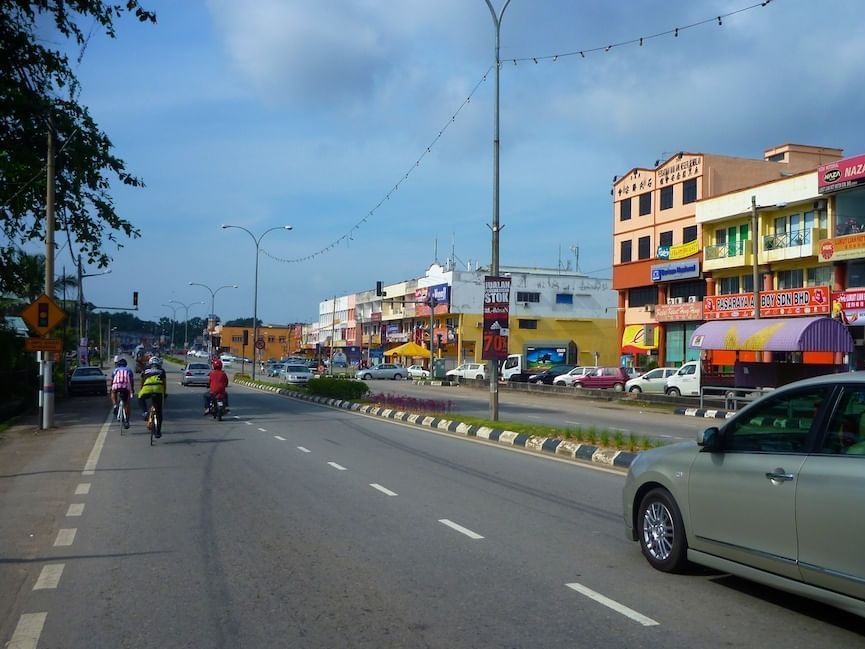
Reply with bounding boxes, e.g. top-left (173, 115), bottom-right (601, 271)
top-left (438, 519), bottom-right (484, 540)
top-left (370, 484), bottom-right (398, 497)
top-left (33, 564), bottom-right (64, 590)
top-left (274, 435), bottom-right (286, 441)
top-left (297, 446), bottom-right (311, 453)
top-left (74, 483), bottom-right (90, 495)
top-left (258, 427), bottom-right (267, 432)
top-left (66, 504), bottom-right (84, 517)
top-left (245, 421), bottom-right (252, 426)
top-left (53, 529), bottom-right (76, 547)
top-left (566, 582), bottom-right (659, 627)
top-left (327, 462), bottom-right (347, 471)
top-left (8, 612), bottom-right (47, 649)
